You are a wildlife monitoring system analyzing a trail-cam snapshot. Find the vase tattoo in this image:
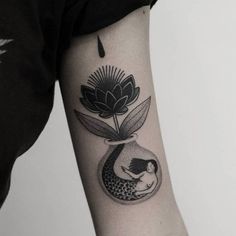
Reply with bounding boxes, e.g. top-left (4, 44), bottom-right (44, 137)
top-left (74, 66), bottom-right (162, 204)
